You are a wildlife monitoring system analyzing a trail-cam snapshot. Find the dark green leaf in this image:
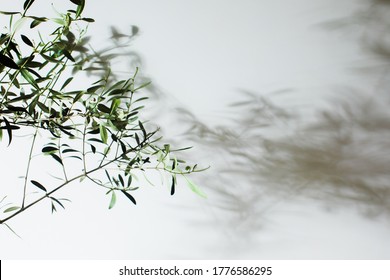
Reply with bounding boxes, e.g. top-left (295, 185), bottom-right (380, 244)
top-left (50, 154), bottom-right (63, 165)
top-left (139, 121), bottom-right (146, 139)
top-left (73, 91), bottom-right (84, 103)
top-left (7, 93), bottom-right (34, 103)
top-left (9, 73), bottom-right (20, 88)
top-left (42, 146), bottom-right (58, 153)
top-left (21, 35), bottom-right (33, 47)
top-left (108, 88), bottom-right (127, 96)
top-left (119, 140), bottom-right (127, 154)
top-left (70, 0), bottom-right (82, 4)
top-left (105, 169), bottom-right (112, 184)
top-left (62, 49), bottom-right (75, 62)
top-left (51, 201), bottom-right (57, 213)
top-left (20, 69), bottom-right (39, 89)
top-left (60, 77), bottom-right (73, 90)
top-left (170, 175), bottom-right (176, 195)
top-left (98, 104), bottom-right (111, 114)
top-left (62, 148), bottom-right (78, 153)
top-left (5, 105), bottom-right (28, 114)
top-left (23, 0), bottom-right (35, 11)
top-left (2, 117), bottom-right (13, 146)
top-left (118, 174), bottom-right (124, 187)
top-left (76, 0), bottom-right (85, 17)
top-left (30, 18), bottom-right (47, 29)
top-left (81, 18), bottom-right (95, 23)
top-left (31, 180), bottom-right (47, 192)
top-left (87, 85), bottom-right (102, 93)
top-left (25, 61), bottom-right (43, 68)
top-left (37, 101), bottom-right (49, 113)
top-left (87, 128), bottom-right (100, 134)
top-left (0, 53), bottom-right (19, 69)
top-left (68, 155), bottom-right (82, 161)
top-left (50, 197), bottom-right (65, 209)
top-left (121, 190), bottom-right (136, 205)
top-left (0, 11), bottom-right (20, 15)
top-left (41, 53), bottom-right (59, 63)
top-left (88, 138), bottom-right (104, 143)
